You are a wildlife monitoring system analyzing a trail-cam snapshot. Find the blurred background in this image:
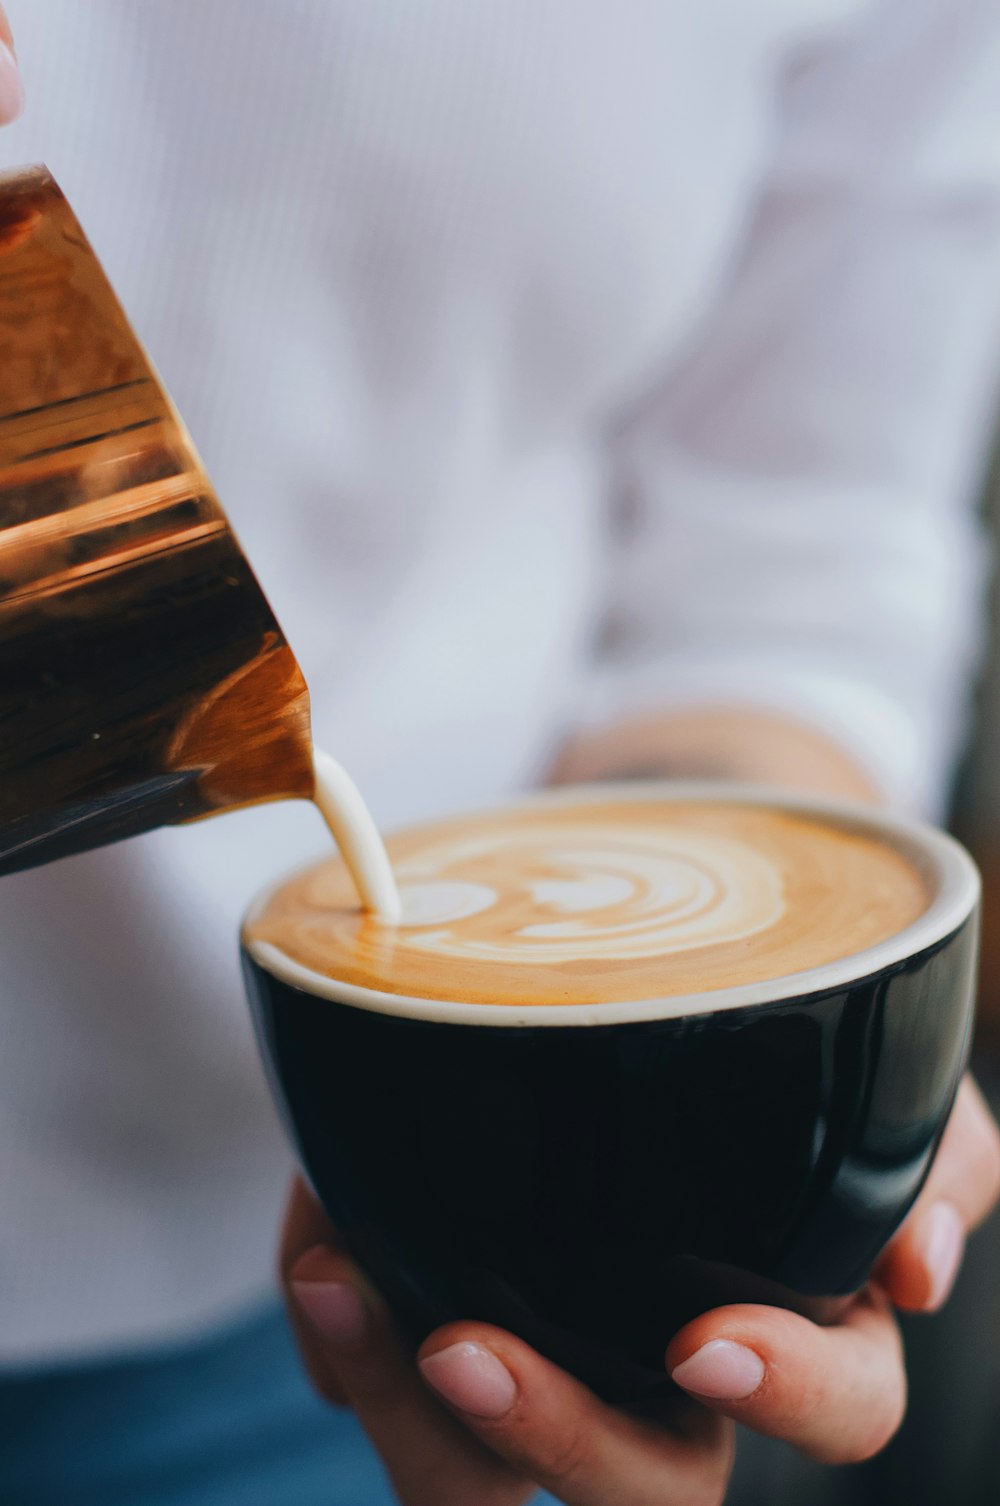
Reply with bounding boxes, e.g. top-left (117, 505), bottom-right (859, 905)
top-left (958, 454), bottom-right (1000, 1048)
